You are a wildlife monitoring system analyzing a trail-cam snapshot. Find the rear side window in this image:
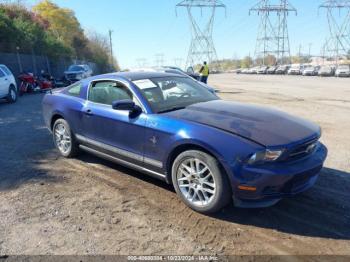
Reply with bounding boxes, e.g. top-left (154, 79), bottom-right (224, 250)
top-left (0, 66), bottom-right (11, 76)
top-left (0, 69), bottom-right (5, 77)
top-left (67, 83), bottom-right (82, 97)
